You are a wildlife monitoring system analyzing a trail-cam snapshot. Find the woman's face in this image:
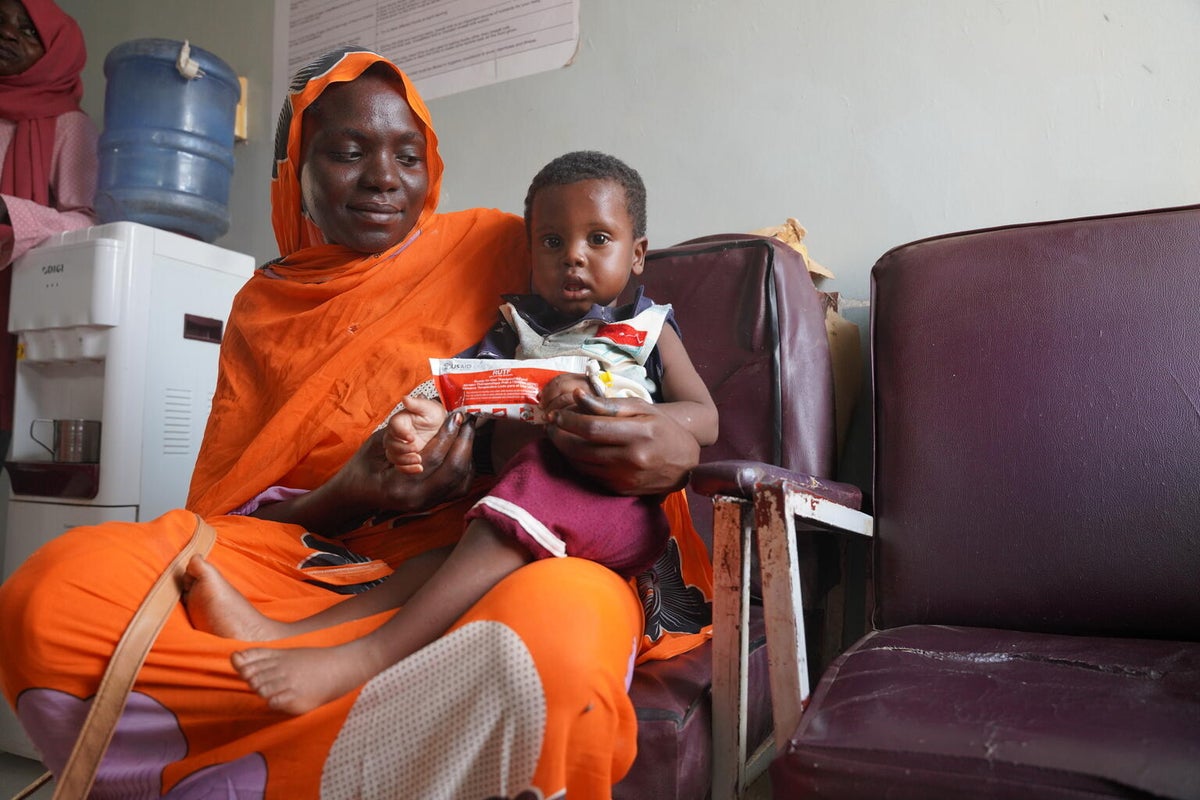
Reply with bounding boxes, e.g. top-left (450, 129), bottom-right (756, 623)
top-left (299, 72), bottom-right (430, 254)
top-left (0, 0), bottom-right (44, 77)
